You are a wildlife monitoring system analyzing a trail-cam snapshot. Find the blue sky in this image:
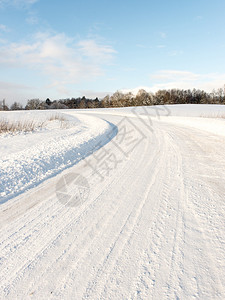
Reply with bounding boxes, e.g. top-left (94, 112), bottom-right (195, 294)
top-left (0, 0), bottom-right (225, 105)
